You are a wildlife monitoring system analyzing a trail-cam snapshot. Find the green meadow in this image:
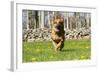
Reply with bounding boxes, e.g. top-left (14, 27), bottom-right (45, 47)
top-left (23, 39), bottom-right (91, 62)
